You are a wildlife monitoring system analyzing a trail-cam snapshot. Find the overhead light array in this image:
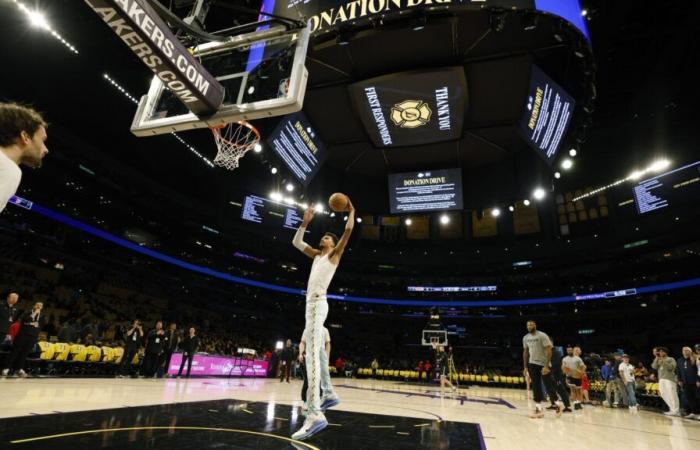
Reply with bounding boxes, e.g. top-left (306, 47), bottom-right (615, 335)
top-left (572, 159), bottom-right (671, 202)
top-left (12, 0), bottom-right (78, 54)
top-left (102, 73), bottom-right (213, 168)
